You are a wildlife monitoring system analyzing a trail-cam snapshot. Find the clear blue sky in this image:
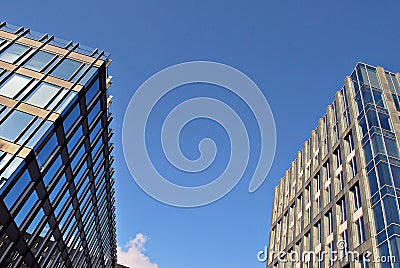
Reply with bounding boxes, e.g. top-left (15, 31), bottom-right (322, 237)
top-left (3, 1), bottom-right (400, 267)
